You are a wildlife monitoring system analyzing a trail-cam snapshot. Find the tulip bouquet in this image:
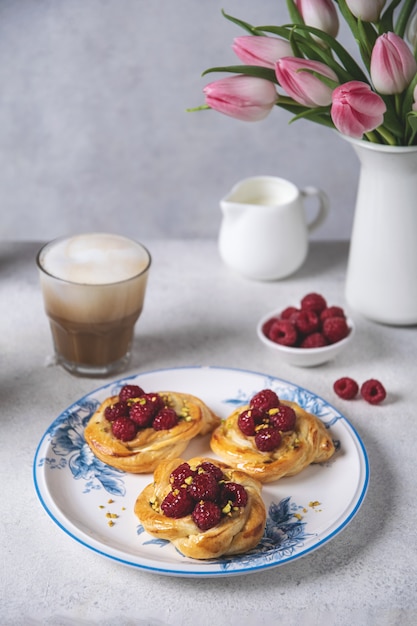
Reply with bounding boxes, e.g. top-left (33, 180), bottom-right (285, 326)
top-left (196, 0), bottom-right (417, 145)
